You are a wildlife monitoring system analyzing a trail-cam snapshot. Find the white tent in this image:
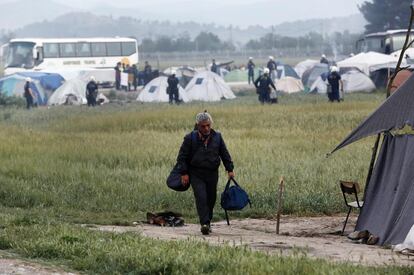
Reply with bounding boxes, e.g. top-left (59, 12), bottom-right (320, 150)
top-left (137, 76), bottom-right (189, 103)
top-left (310, 69), bottom-right (376, 94)
top-left (48, 79), bottom-right (87, 105)
top-left (185, 71), bottom-right (236, 102)
top-left (294, 59), bottom-right (319, 78)
top-left (276, 77), bottom-right (304, 94)
top-left (337, 52), bottom-right (399, 75)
